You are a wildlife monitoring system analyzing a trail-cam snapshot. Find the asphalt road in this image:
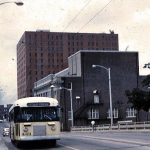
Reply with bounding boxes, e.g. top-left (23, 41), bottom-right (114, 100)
top-left (1, 123), bottom-right (150, 150)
